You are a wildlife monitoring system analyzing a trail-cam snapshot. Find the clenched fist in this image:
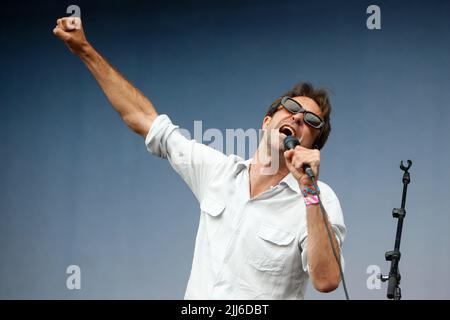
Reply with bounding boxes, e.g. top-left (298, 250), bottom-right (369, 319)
top-left (53, 17), bottom-right (90, 55)
top-left (284, 145), bottom-right (321, 188)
